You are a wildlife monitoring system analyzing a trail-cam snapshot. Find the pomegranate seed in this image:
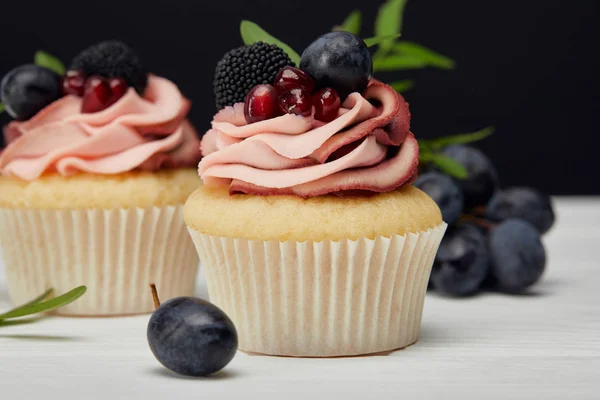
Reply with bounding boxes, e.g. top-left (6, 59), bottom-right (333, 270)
top-left (62, 70), bottom-right (87, 97)
top-left (279, 88), bottom-right (312, 117)
top-left (273, 66), bottom-right (315, 93)
top-left (244, 84), bottom-right (280, 123)
top-left (313, 87), bottom-right (341, 122)
top-left (107, 78), bottom-right (128, 106)
top-left (81, 76), bottom-right (112, 113)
